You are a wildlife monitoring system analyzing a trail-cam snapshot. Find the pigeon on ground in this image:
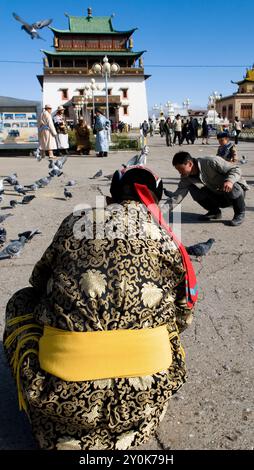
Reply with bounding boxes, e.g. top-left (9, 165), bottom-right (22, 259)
top-left (91, 169), bottom-right (103, 179)
top-left (36, 176), bottom-right (52, 188)
top-left (4, 173), bottom-right (18, 186)
top-left (186, 238), bottom-right (215, 257)
top-left (21, 195), bottom-right (36, 205)
top-left (240, 155), bottom-right (248, 164)
top-left (25, 183), bottom-right (39, 191)
top-left (10, 200), bottom-right (18, 209)
top-left (14, 184), bottom-right (27, 195)
top-left (66, 180), bottom-right (76, 187)
top-left (0, 228), bottom-right (7, 246)
top-left (0, 213), bottom-right (13, 223)
top-left (18, 229), bottom-right (41, 241)
top-left (64, 188), bottom-right (73, 199)
top-left (0, 236), bottom-right (27, 260)
top-left (0, 195), bottom-right (4, 204)
top-left (12, 13), bottom-right (52, 40)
